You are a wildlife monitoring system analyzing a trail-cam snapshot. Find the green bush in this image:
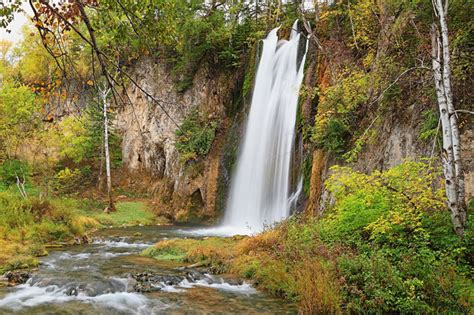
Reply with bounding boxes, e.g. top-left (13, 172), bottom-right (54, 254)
top-left (175, 109), bottom-right (217, 163)
top-left (419, 109), bottom-right (440, 142)
top-left (0, 192), bottom-right (33, 228)
top-left (320, 161), bottom-right (472, 312)
top-left (314, 118), bottom-right (351, 155)
top-left (0, 159), bottom-right (30, 186)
